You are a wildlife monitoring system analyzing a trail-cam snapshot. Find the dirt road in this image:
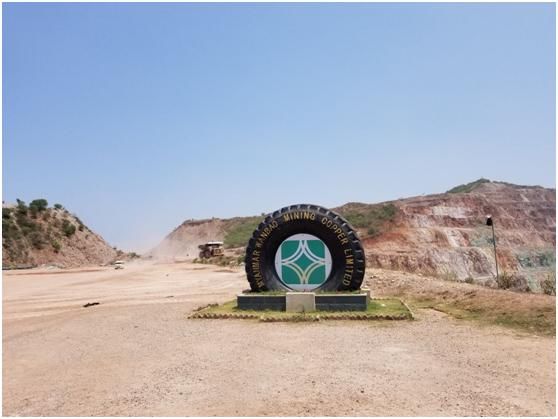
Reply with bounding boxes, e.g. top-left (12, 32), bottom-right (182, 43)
top-left (3, 262), bottom-right (555, 416)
